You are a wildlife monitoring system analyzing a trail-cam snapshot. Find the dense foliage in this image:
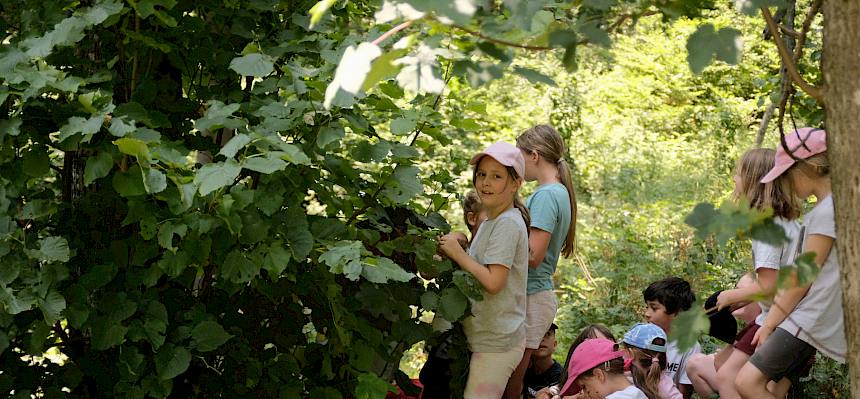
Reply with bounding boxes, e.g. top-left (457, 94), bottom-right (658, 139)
top-left (0, 0), bottom-right (845, 397)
